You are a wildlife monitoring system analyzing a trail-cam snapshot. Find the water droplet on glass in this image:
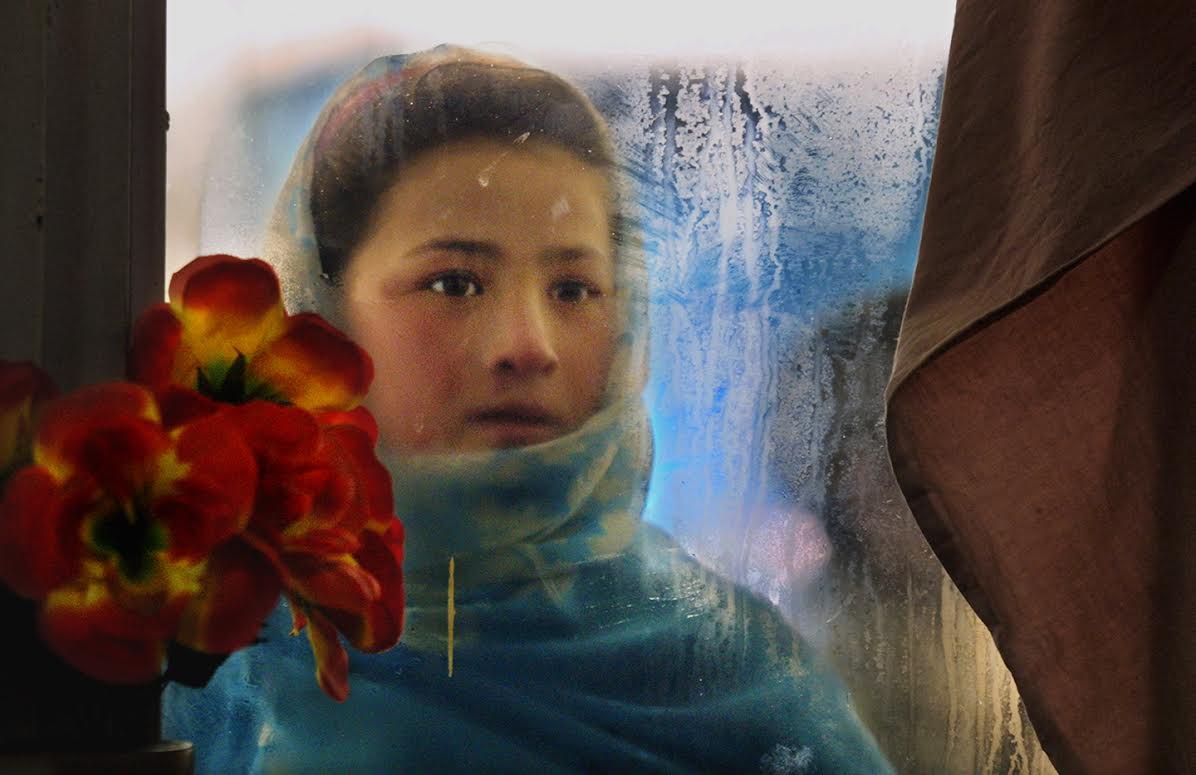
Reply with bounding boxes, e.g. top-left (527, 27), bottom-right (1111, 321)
top-left (550, 196), bottom-right (571, 221)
